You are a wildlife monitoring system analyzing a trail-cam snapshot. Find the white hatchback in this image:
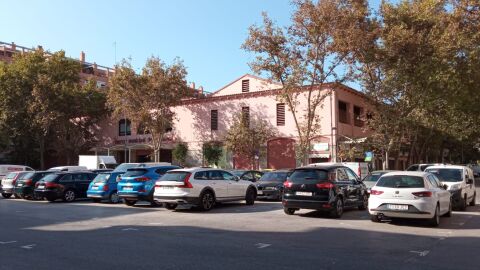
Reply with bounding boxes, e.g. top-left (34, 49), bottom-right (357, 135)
top-left (368, 171), bottom-right (451, 227)
top-left (153, 167), bottom-right (258, 211)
